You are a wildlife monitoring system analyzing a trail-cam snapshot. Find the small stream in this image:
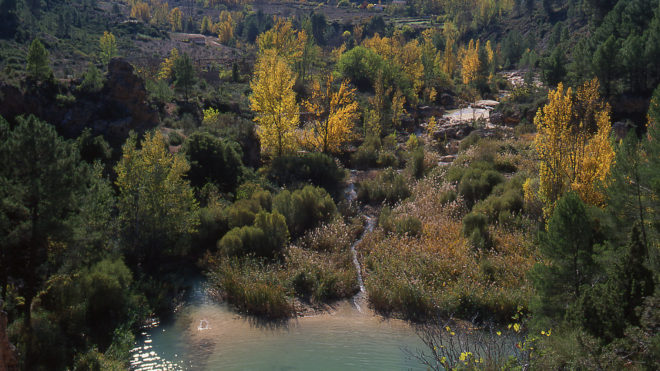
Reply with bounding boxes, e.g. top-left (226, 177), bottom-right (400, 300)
top-left (349, 215), bottom-right (374, 313)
